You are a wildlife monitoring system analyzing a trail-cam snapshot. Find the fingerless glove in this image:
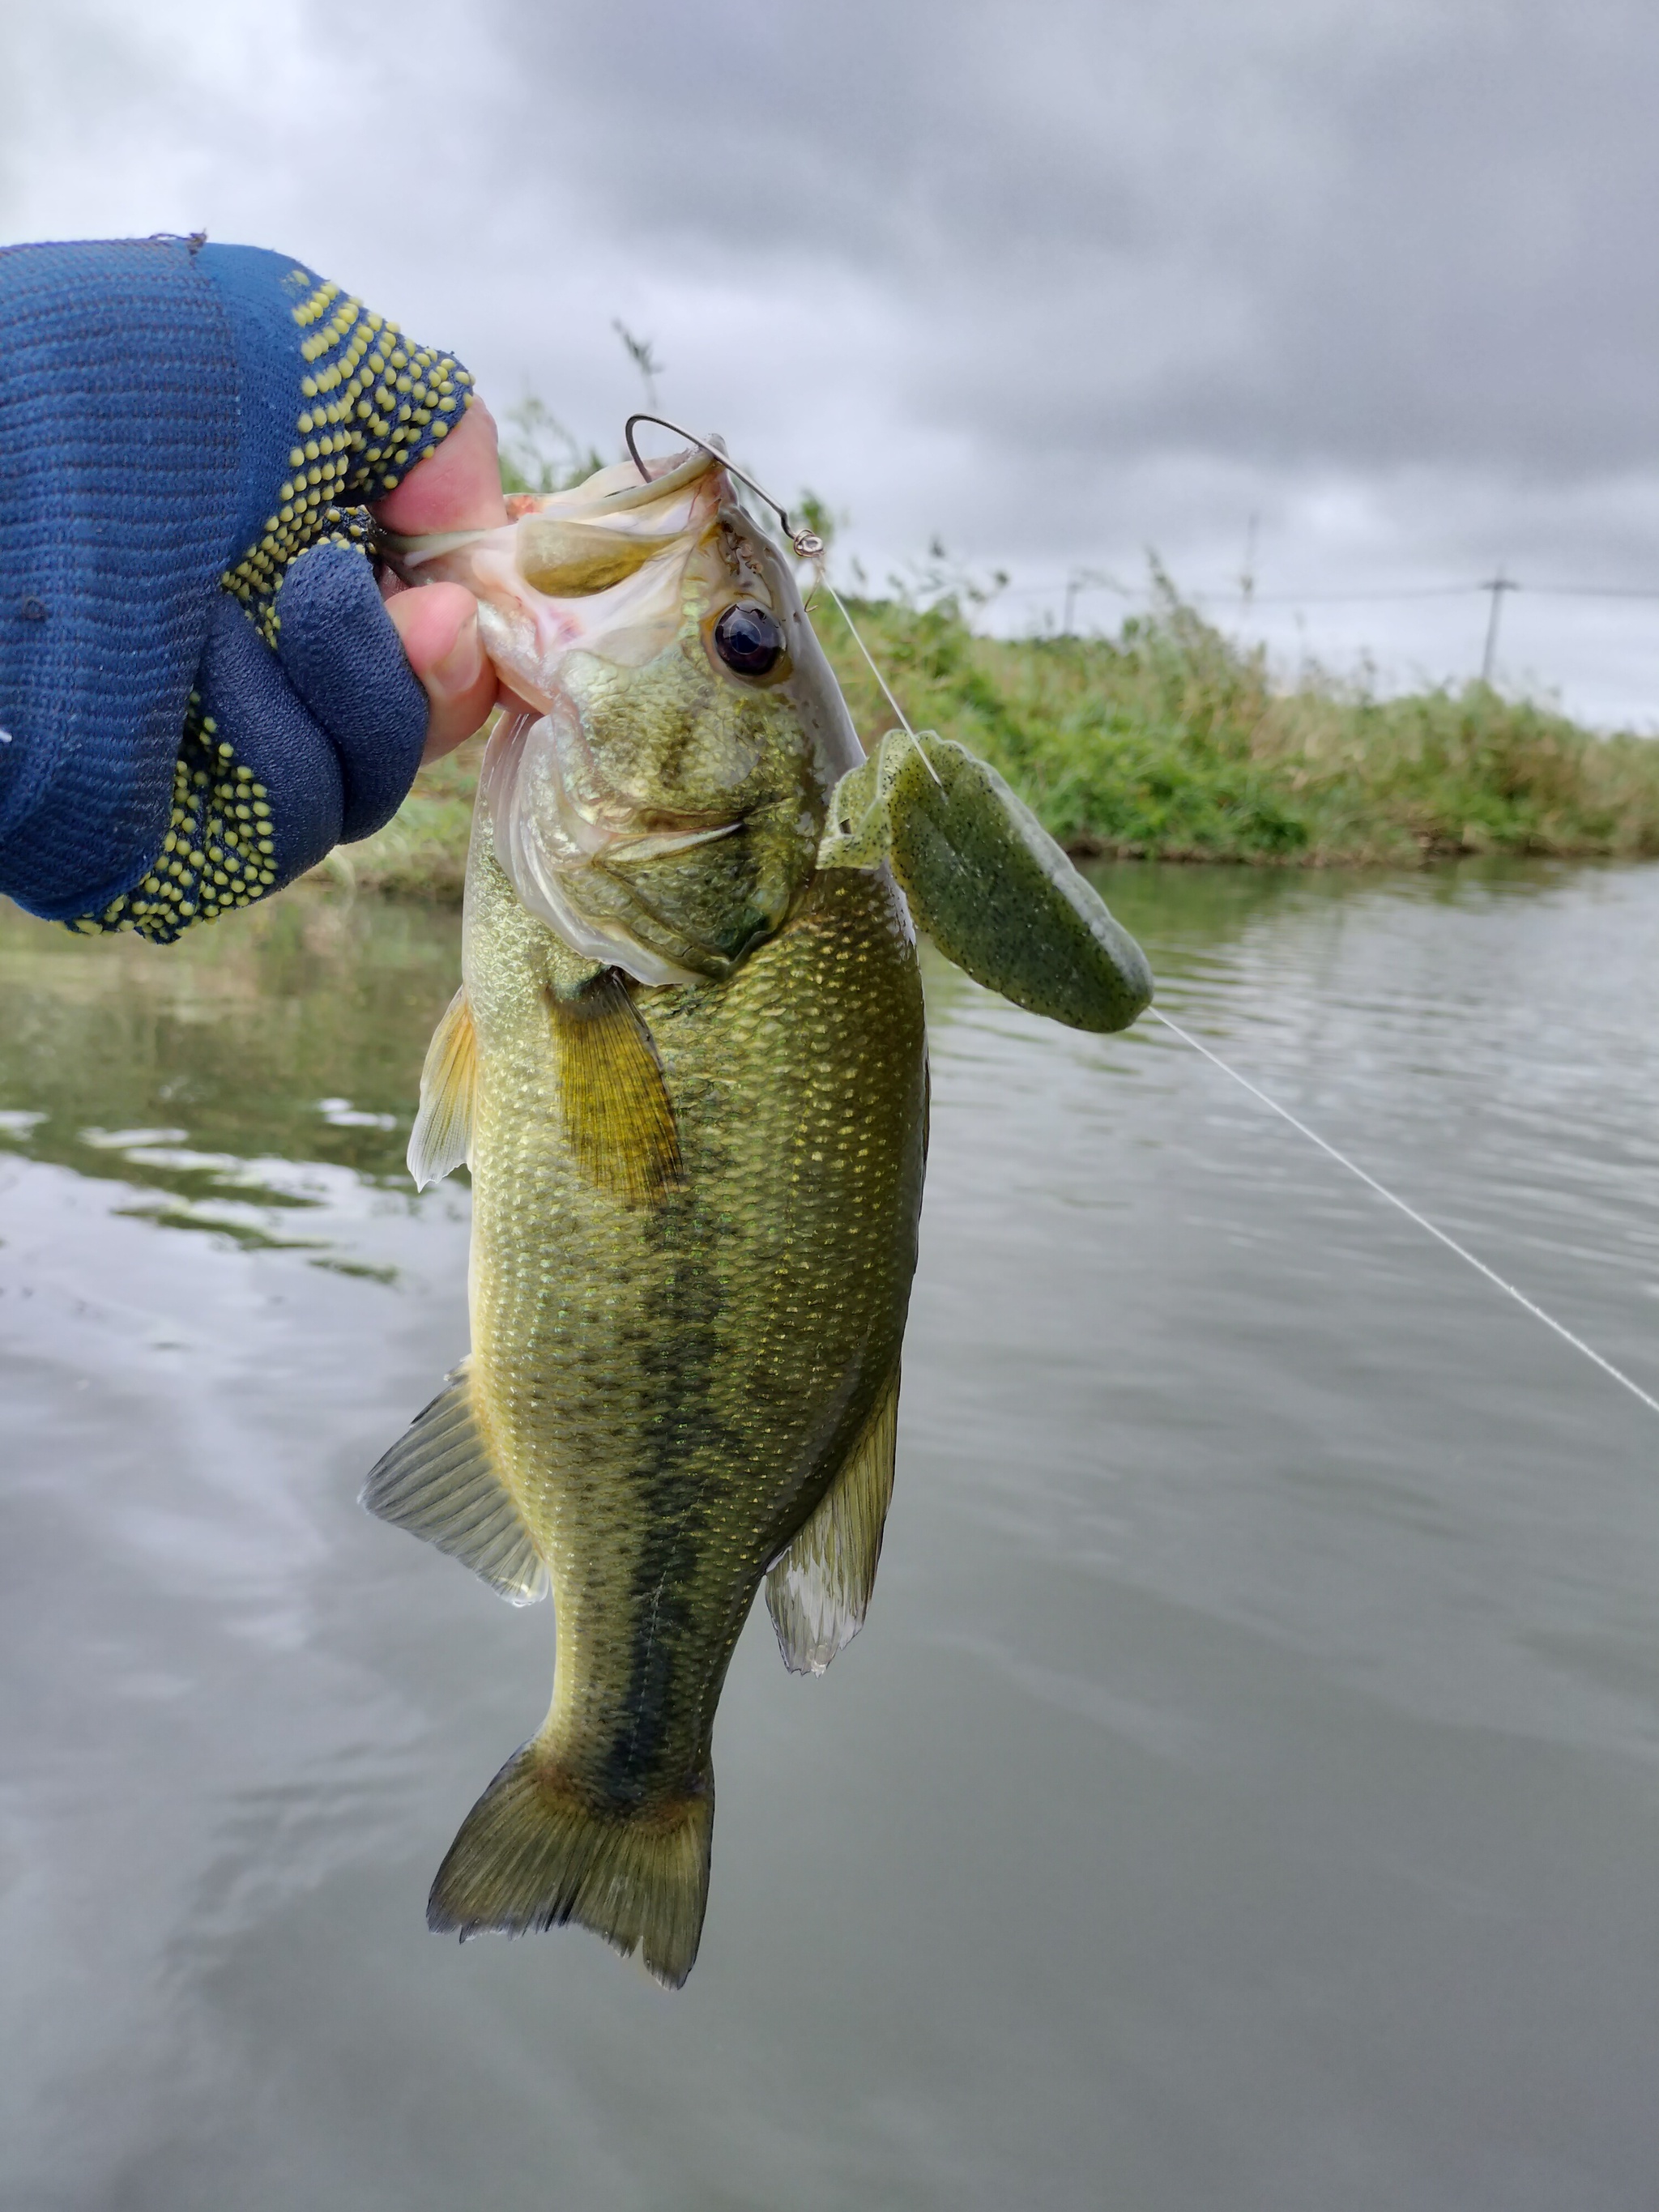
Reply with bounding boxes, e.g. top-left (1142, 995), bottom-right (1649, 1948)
top-left (0, 236), bottom-right (473, 937)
